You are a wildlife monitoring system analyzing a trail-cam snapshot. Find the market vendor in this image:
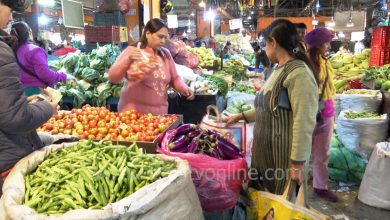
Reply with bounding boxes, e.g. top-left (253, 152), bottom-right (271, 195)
top-left (10, 22), bottom-right (75, 96)
top-left (0, 0), bottom-right (58, 195)
top-left (223, 19), bottom-right (318, 194)
top-left (108, 18), bottom-right (194, 115)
